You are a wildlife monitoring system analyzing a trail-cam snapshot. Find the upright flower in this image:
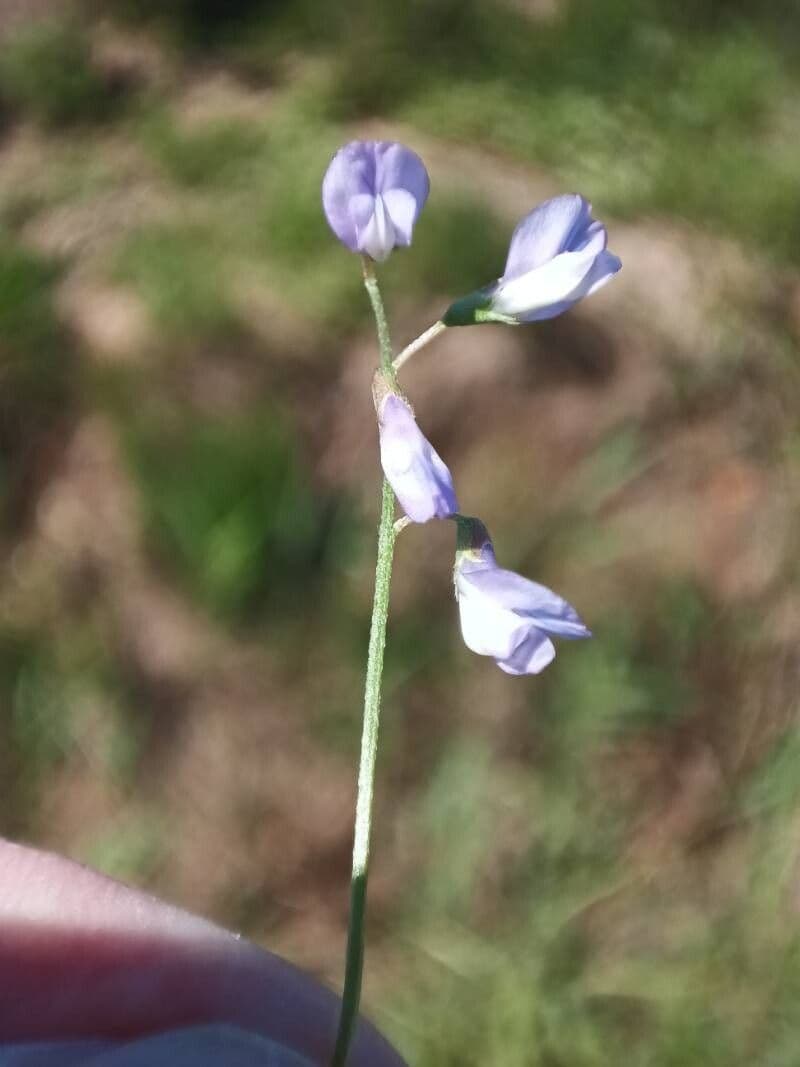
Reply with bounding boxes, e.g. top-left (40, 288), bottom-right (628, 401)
top-left (375, 376), bottom-right (457, 523)
top-left (454, 517), bottom-right (590, 675)
top-left (444, 193), bottom-right (621, 326)
top-left (322, 140), bottom-right (430, 263)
